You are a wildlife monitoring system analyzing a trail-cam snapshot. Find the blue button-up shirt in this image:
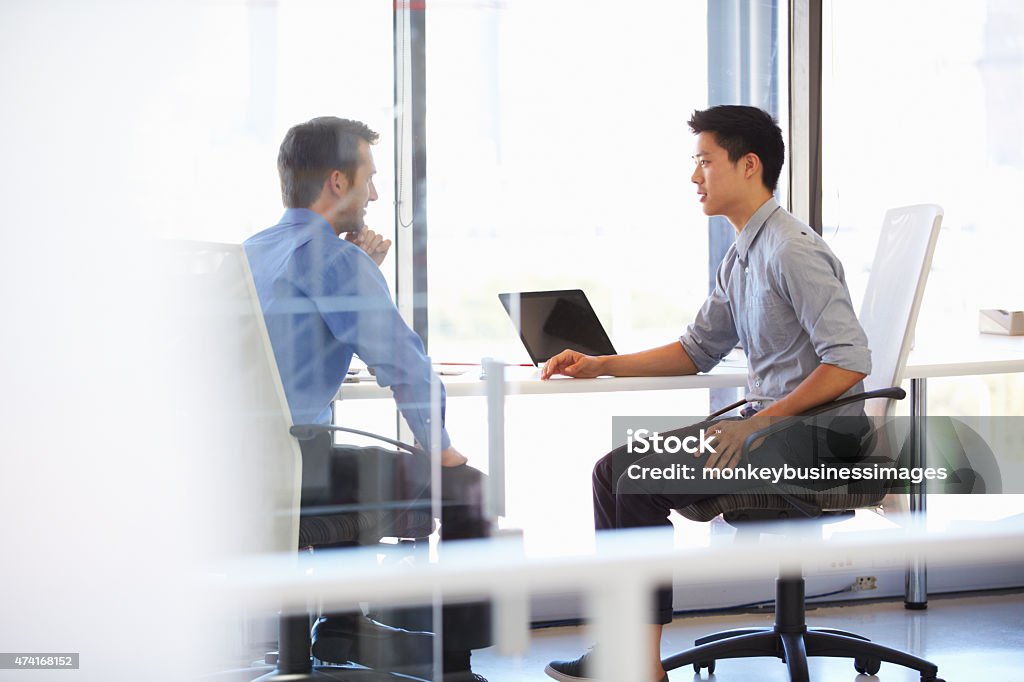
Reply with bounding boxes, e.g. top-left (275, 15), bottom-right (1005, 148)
top-left (680, 198), bottom-right (871, 415)
top-left (244, 209), bottom-right (451, 452)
